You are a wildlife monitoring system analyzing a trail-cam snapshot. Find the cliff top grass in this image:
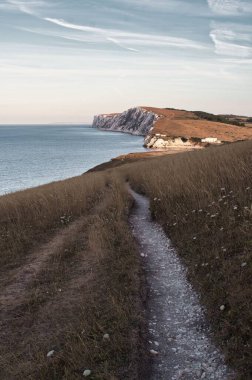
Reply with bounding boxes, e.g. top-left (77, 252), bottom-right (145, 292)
top-left (142, 107), bottom-right (252, 142)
